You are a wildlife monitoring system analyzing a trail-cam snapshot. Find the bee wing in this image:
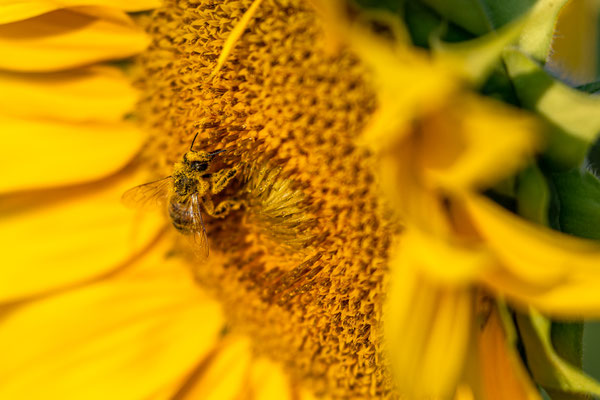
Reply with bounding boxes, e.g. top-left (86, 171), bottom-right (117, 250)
top-left (121, 177), bottom-right (172, 210)
top-left (189, 193), bottom-right (210, 259)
